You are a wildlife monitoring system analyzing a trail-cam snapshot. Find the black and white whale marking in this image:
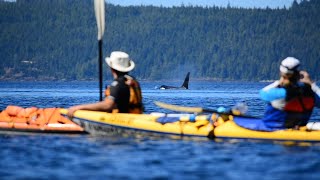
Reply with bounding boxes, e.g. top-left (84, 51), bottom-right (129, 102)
top-left (159, 72), bottom-right (190, 90)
